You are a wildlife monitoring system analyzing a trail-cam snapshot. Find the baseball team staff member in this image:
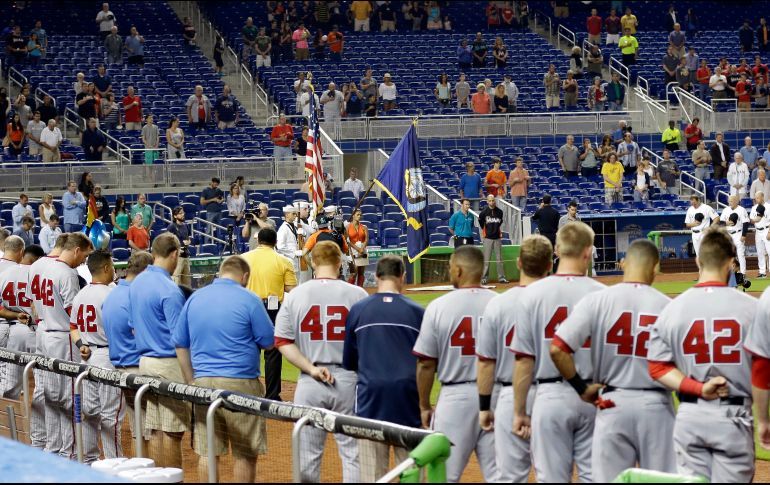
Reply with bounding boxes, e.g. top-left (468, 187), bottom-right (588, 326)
top-left (532, 194), bottom-right (560, 247)
top-left (414, 246), bottom-right (498, 483)
top-left (551, 239), bottom-right (676, 482)
top-left (39, 232), bottom-right (93, 460)
top-left (27, 233), bottom-right (69, 450)
top-left (685, 195), bottom-right (719, 257)
top-left (129, 233), bottom-right (187, 469)
top-left (68, 250), bottom-right (122, 463)
top-left (478, 194), bottom-right (507, 285)
top-left (748, 260), bottom-right (770, 453)
top-left (752, 191), bottom-right (770, 278)
top-left (275, 241), bottom-right (368, 483)
top-left (342, 255), bottom-right (425, 482)
top-left (448, 199), bottom-right (475, 248)
top-left (721, 194), bottom-right (750, 275)
top-left (0, 236), bottom-right (27, 396)
top-left (174, 256), bottom-right (275, 483)
top-left (648, 229), bottom-right (757, 482)
top-left (476, 235), bottom-right (552, 482)
top-left (511, 222), bottom-right (605, 482)
top-left (242, 227), bottom-right (297, 401)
